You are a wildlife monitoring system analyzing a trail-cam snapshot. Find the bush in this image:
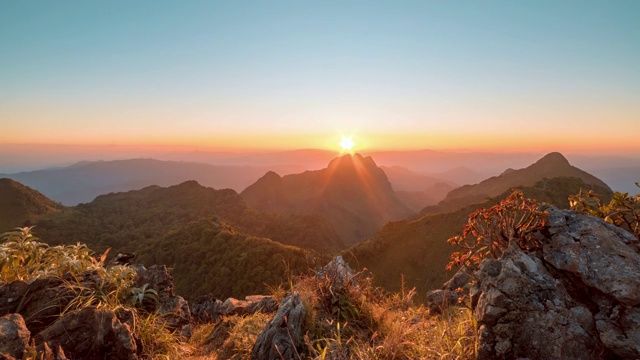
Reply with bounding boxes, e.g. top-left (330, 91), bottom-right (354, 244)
top-left (569, 188), bottom-right (640, 239)
top-left (446, 190), bottom-right (548, 271)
